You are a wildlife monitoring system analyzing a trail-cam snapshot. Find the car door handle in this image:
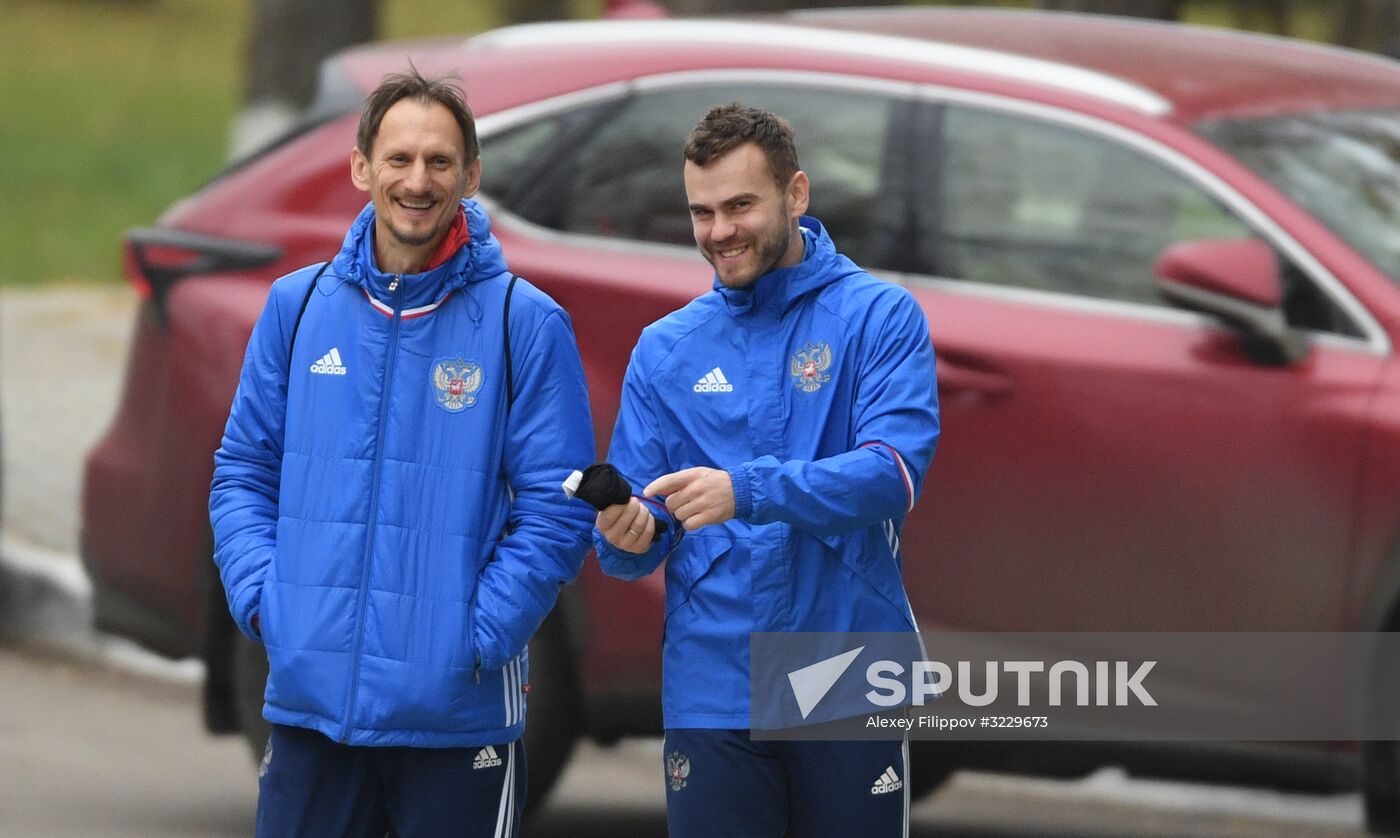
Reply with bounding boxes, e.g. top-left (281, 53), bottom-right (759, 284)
top-left (937, 354), bottom-right (1013, 397)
